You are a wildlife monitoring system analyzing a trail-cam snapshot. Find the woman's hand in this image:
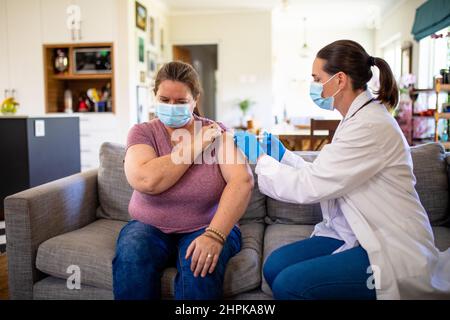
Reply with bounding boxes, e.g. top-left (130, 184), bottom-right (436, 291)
top-left (199, 123), bottom-right (223, 151)
top-left (185, 233), bottom-right (224, 277)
